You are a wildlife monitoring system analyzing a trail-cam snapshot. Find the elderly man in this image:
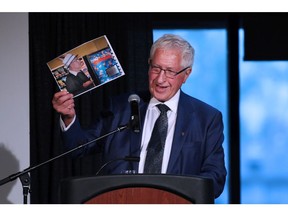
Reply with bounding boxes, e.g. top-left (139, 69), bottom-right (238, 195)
top-left (52, 34), bottom-right (227, 198)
